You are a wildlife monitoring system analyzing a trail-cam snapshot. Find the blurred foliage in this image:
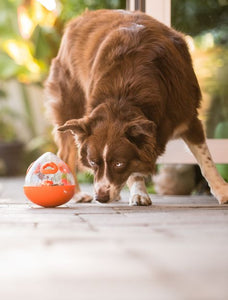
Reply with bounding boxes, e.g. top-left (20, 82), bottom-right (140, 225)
top-left (60, 0), bottom-right (125, 22)
top-left (214, 121), bottom-right (228, 181)
top-left (0, 0), bottom-right (125, 83)
top-left (172, 0), bottom-right (228, 36)
top-left (0, 109), bottom-right (18, 141)
top-left (77, 171), bottom-right (94, 184)
top-left (0, 85), bottom-right (21, 141)
top-left (172, 0), bottom-right (228, 127)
